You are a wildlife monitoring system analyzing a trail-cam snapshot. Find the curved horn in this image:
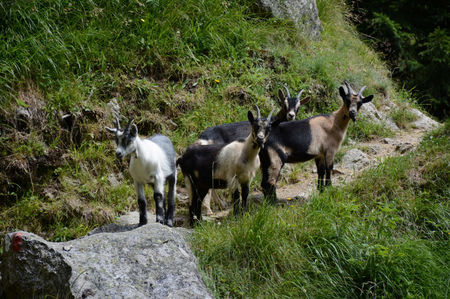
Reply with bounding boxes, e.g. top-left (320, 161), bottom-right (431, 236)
top-left (124, 118), bottom-right (134, 132)
top-left (255, 105), bottom-right (261, 119)
top-left (345, 81), bottom-right (355, 95)
top-left (296, 89), bottom-right (304, 101)
top-left (267, 108), bottom-right (274, 121)
top-left (358, 86), bottom-right (367, 98)
top-left (283, 85), bottom-right (291, 98)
